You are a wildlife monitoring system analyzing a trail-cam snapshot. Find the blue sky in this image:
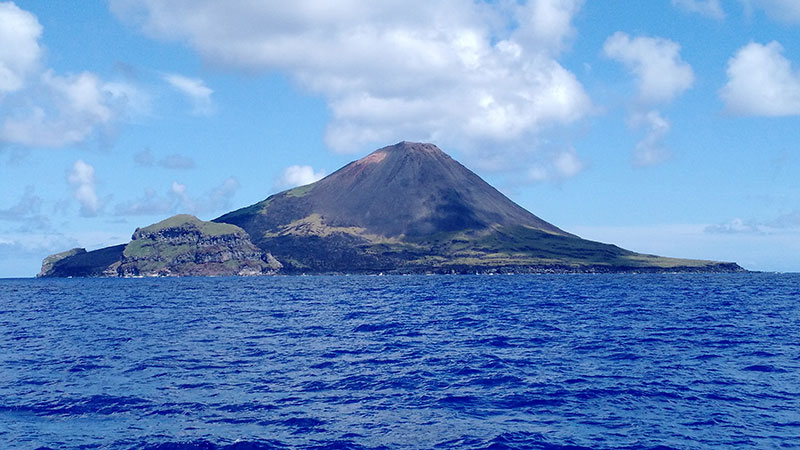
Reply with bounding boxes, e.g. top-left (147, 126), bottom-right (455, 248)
top-left (1, 0), bottom-right (800, 276)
